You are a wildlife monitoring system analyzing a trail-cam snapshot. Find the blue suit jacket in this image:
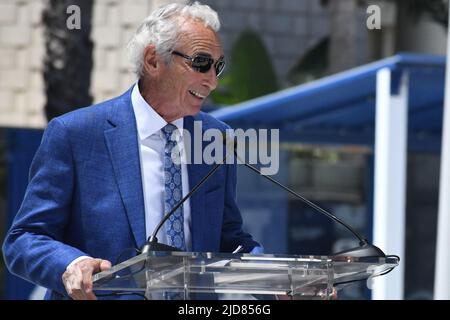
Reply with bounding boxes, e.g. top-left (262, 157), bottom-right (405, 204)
top-left (2, 87), bottom-right (259, 299)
